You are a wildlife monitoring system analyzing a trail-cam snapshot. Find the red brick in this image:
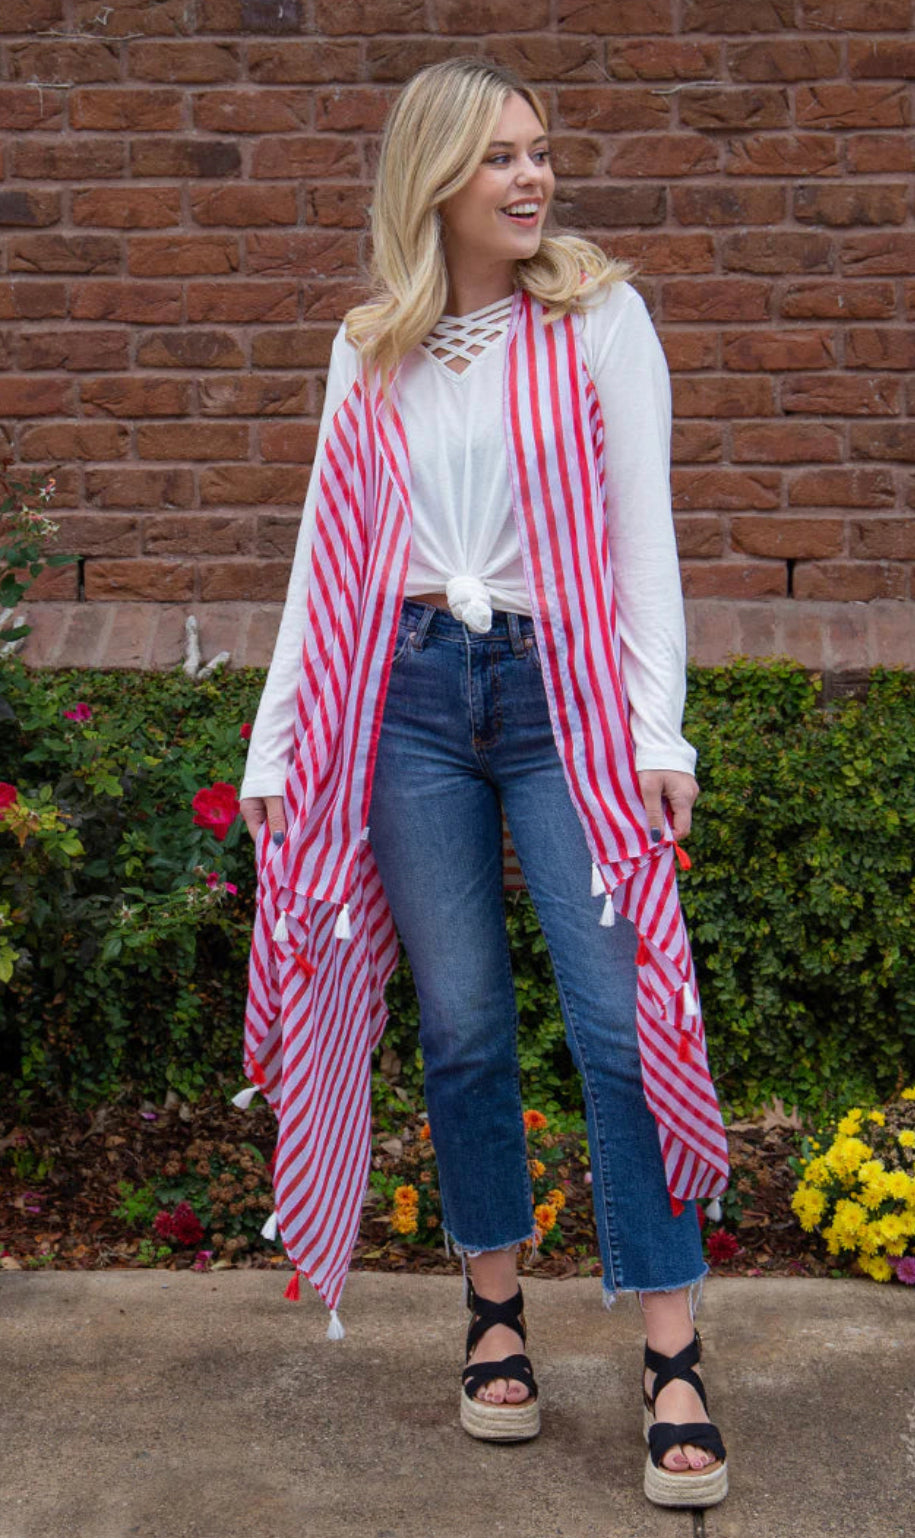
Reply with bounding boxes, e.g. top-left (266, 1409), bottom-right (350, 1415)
top-left (732, 423), bottom-right (843, 463)
top-left (598, 233), bottom-right (715, 275)
top-left (604, 38), bottom-right (718, 78)
top-left (840, 233), bottom-right (915, 275)
top-left (0, 0), bottom-right (64, 32)
top-left (730, 516), bottom-right (845, 558)
top-left (251, 136), bottom-right (360, 180)
top-left (793, 561), bottom-right (906, 601)
top-left (198, 465), bottom-right (305, 506)
top-left (672, 468), bottom-right (781, 510)
top-left (127, 235), bottom-right (239, 277)
top-left (143, 514), bottom-right (254, 556)
top-left (17, 330), bottom-right (129, 372)
top-left (433, 0), bottom-right (548, 26)
top-left (48, 513), bottom-right (141, 558)
top-left (796, 83), bottom-right (910, 129)
top-left (130, 138), bottom-right (242, 179)
top-left (794, 184), bottom-right (908, 227)
top-left (660, 331), bottom-right (718, 371)
top-left (136, 329), bottom-right (246, 369)
top-left (849, 423), bottom-right (915, 461)
top-left (301, 280), bottom-right (366, 320)
top-left (2, 465), bottom-right (80, 506)
top-left (781, 374), bottom-right (900, 415)
top-left (846, 134), bottom-right (915, 173)
top-left (85, 467), bottom-right (196, 509)
top-left (128, 40), bottom-right (241, 81)
top-left (7, 40), bottom-right (119, 82)
top-left (849, 519), bottom-right (915, 559)
top-left (9, 234), bottom-right (120, 274)
top-left (557, 0), bottom-right (673, 27)
top-left (73, 0), bottom-right (194, 32)
top-left (306, 182), bottom-right (389, 231)
top-left (559, 186), bottom-right (668, 232)
top-left (605, 135), bottom-right (718, 177)
top-left (724, 134), bottom-right (839, 176)
top-left (85, 560), bottom-right (194, 602)
top-left (185, 282), bottom-right (298, 323)
top-left (802, 0), bottom-right (914, 28)
top-left (673, 515), bottom-right (724, 557)
top-left (0, 281), bottom-right (67, 320)
top-left (671, 376), bottom-right (775, 417)
top-left (199, 561), bottom-right (290, 601)
top-left (480, 35), bottom-right (604, 84)
top-left (313, 0), bottom-right (423, 28)
top-left (246, 231), bottom-right (364, 279)
top-left (313, 88), bottom-right (396, 133)
top-left (0, 377), bottom-right (74, 415)
top-left (258, 423), bottom-right (314, 463)
top-left (682, 0), bottom-right (796, 28)
top-left (721, 329), bottom-right (835, 370)
top-left (247, 40), bottom-right (361, 82)
top-left (23, 564), bottom-right (78, 601)
top-left (0, 189), bottom-right (60, 227)
top-left (681, 562), bottom-right (786, 599)
top-left (190, 185), bottom-right (298, 227)
top-left (850, 40), bottom-right (915, 77)
top-left (81, 377), bottom-right (193, 417)
top-left (906, 280), bottom-right (915, 320)
top-left (556, 87), bottom-right (670, 133)
top-left (671, 422), bottom-right (724, 462)
top-left (0, 86), bottom-right (64, 131)
top-left (680, 87), bottom-right (790, 130)
top-left (11, 139), bottom-right (126, 180)
top-left (189, 0), bottom-right (244, 28)
top-left (70, 89), bottom-right (184, 132)
top-left (788, 468), bottom-right (895, 507)
top-left (194, 89), bottom-right (312, 134)
top-left (255, 514), bottom-right (300, 557)
top-left (670, 184), bottom-right (785, 226)
top-left (661, 280), bottom-right (771, 322)
top-left (722, 231), bottom-right (833, 274)
top-left (20, 423), bottom-right (128, 461)
top-left (198, 375), bottom-right (308, 415)
top-left (70, 281), bottom-right (183, 325)
top-left (72, 188), bottom-right (181, 230)
top-left (779, 280), bottom-right (896, 320)
top-left (137, 423), bottom-right (249, 461)
top-left (251, 328), bottom-right (336, 369)
top-left (726, 38), bottom-right (841, 79)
